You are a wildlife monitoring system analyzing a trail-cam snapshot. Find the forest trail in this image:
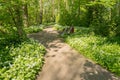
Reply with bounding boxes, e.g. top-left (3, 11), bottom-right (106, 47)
top-left (28, 27), bottom-right (120, 80)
